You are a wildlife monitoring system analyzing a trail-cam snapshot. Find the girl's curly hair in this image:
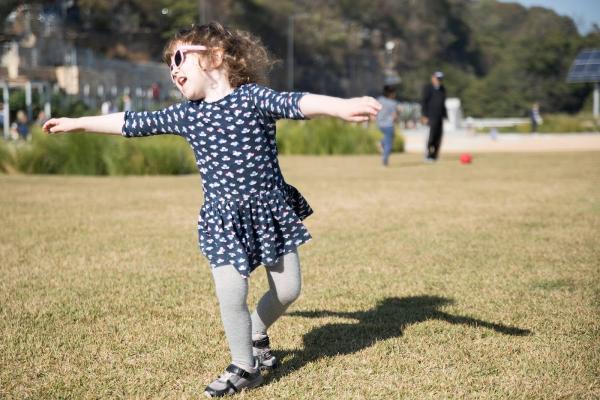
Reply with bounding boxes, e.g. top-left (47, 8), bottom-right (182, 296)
top-left (163, 22), bottom-right (275, 87)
